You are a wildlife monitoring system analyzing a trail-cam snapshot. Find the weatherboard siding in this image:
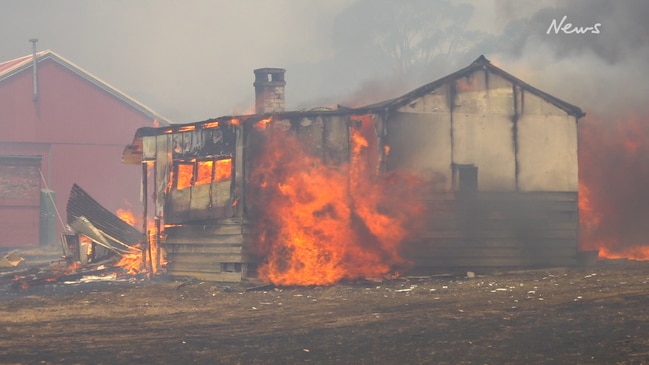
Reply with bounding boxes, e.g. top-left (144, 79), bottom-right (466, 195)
top-left (403, 191), bottom-right (579, 268)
